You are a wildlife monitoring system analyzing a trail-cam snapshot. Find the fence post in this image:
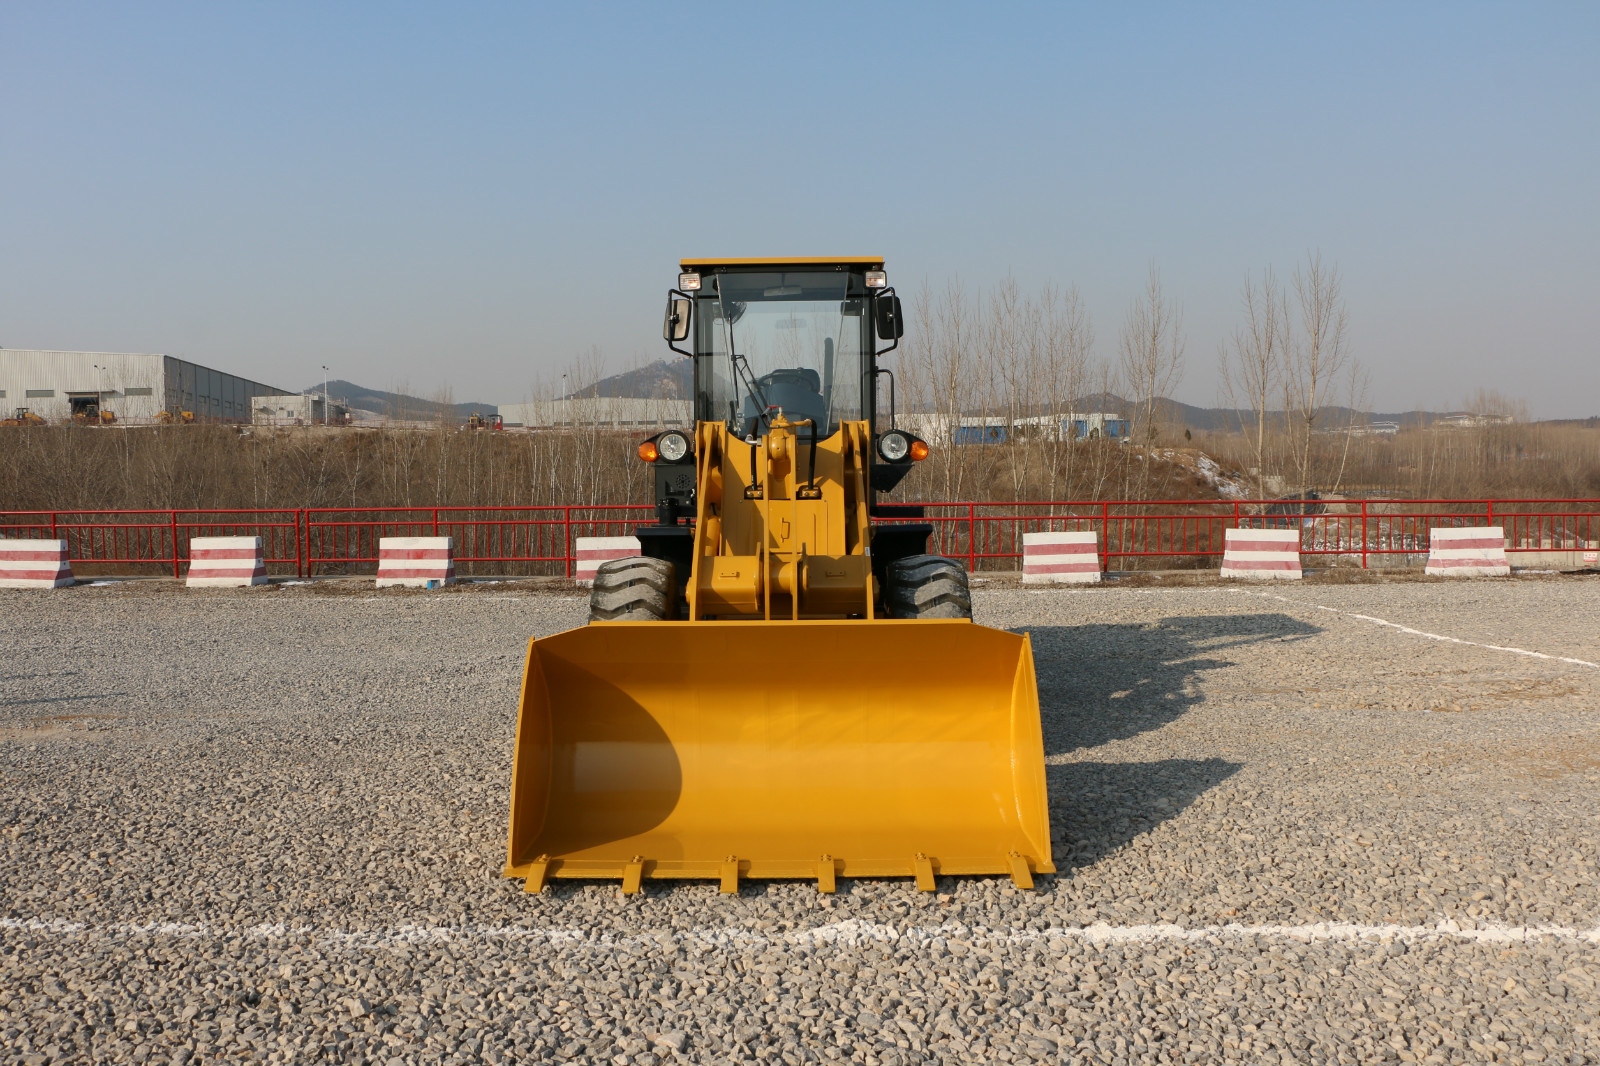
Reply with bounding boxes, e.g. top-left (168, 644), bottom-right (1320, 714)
top-left (563, 506), bottom-right (573, 578)
top-left (170, 510), bottom-right (180, 580)
top-left (433, 508), bottom-right (440, 537)
top-left (967, 503), bottom-right (976, 572)
top-left (1101, 501), bottom-right (1110, 572)
top-left (297, 510), bottom-right (305, 579)
top-left (1361, 500), bottom-right (1369, 570)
